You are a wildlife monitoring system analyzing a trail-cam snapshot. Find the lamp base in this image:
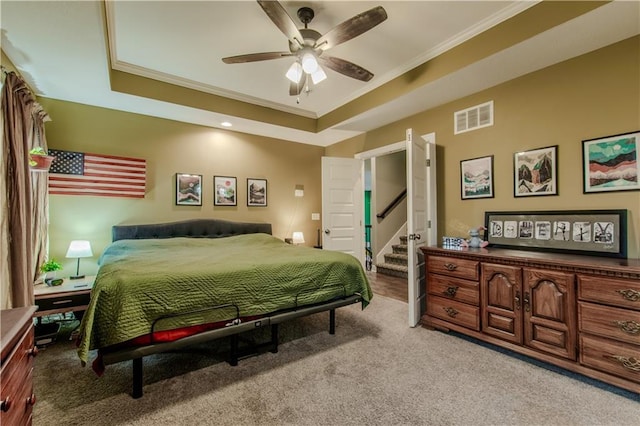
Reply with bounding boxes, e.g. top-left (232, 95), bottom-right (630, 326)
top-left (69, 274), bottom-right (85, 280)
